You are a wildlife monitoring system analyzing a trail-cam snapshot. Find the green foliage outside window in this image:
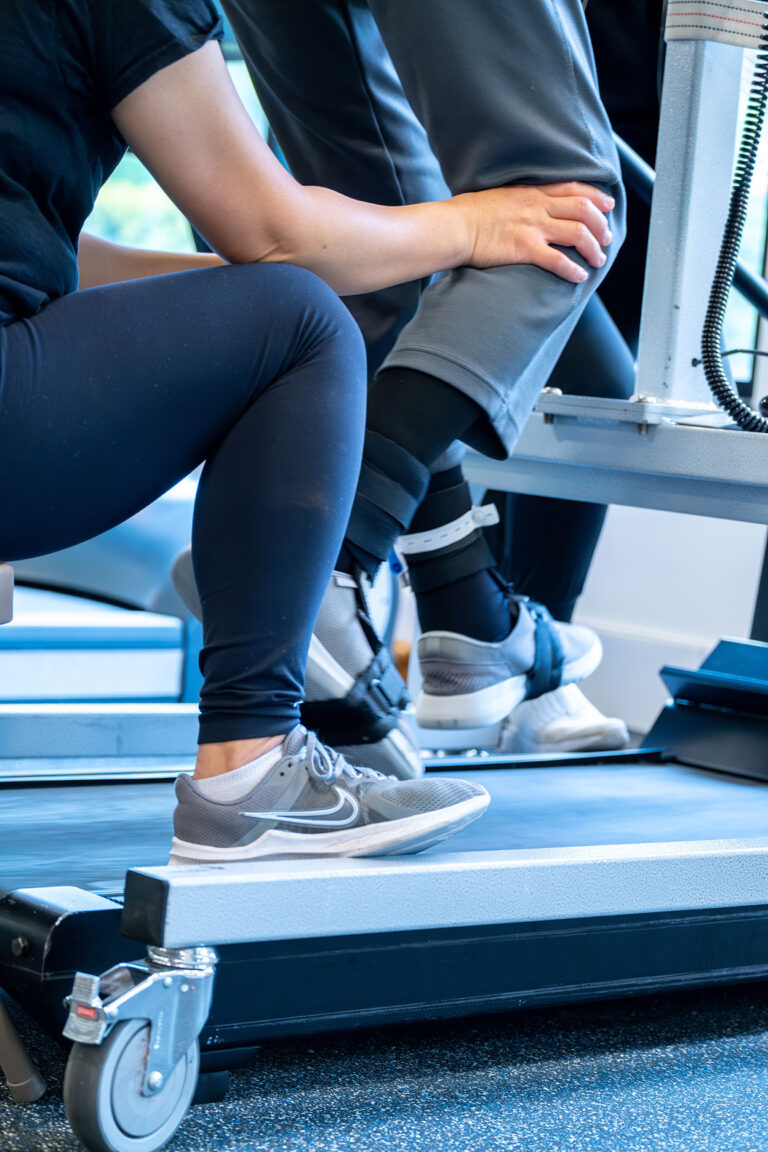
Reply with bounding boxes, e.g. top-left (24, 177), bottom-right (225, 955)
top-left (85, 152), bottom-right (195, 252)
